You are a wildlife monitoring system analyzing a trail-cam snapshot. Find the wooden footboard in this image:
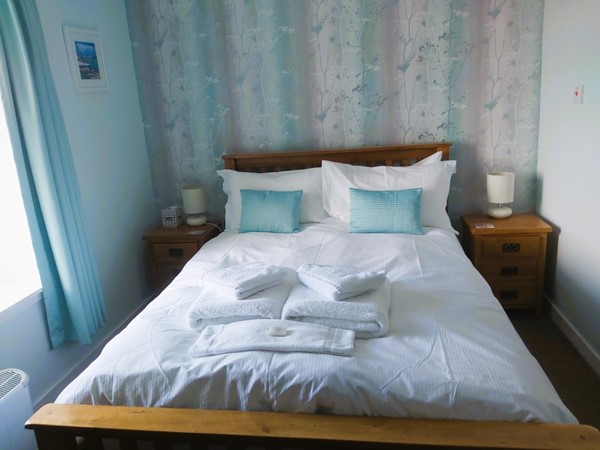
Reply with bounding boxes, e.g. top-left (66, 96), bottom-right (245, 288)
top-left (27, 404), bottom-right (600, 450)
